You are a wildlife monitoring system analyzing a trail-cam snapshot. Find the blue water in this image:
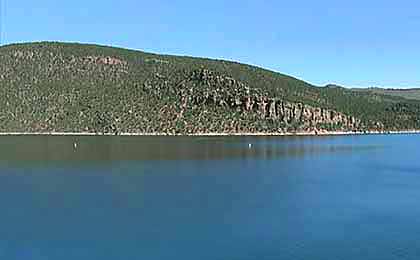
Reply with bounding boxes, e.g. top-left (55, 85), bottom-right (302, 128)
top-left (0, 134), bottom-right (420, 259)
